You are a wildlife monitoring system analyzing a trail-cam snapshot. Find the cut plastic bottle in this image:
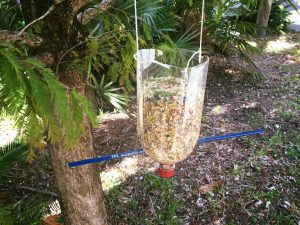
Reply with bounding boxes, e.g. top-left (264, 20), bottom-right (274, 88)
top-left (135, 49), bottom-right (209, 177)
